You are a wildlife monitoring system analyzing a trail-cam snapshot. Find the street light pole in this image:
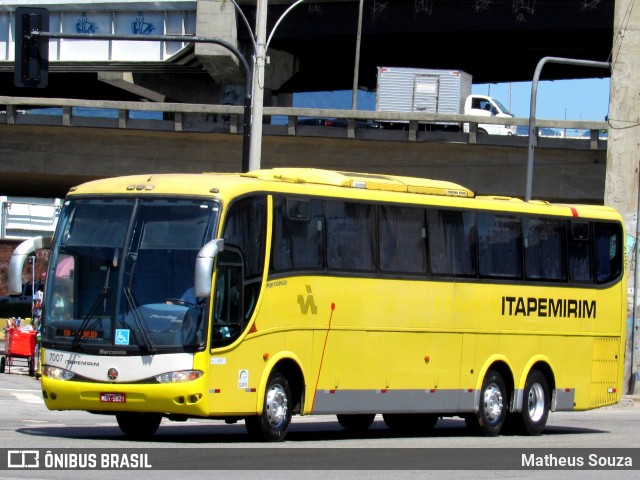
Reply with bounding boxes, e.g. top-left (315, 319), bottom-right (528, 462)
top-left (248, 0), bottom-right (269, 172)
top-left (351, 0), bottom-right (364, 110)
top-left (248, 0), bottom-right (308, 172)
